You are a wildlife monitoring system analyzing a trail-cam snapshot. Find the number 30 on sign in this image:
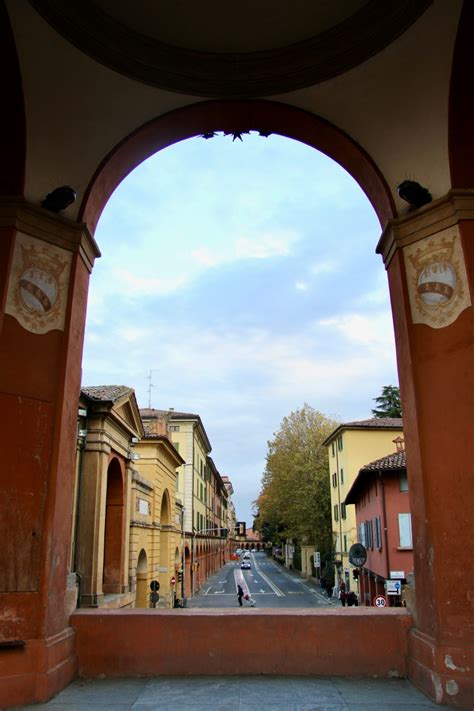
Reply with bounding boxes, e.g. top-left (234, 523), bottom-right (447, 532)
top-left (374, 595), bottom-right (387, 607)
